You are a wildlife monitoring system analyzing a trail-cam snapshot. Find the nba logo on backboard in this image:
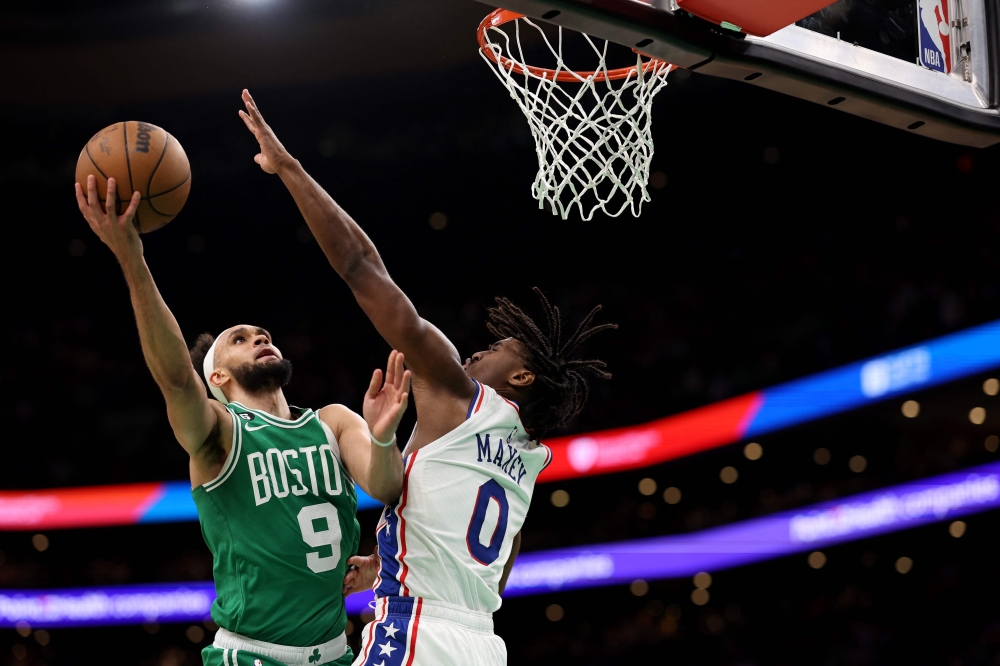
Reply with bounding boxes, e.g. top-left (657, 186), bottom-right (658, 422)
top-left (917, 0), bottom-right (951, 73)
